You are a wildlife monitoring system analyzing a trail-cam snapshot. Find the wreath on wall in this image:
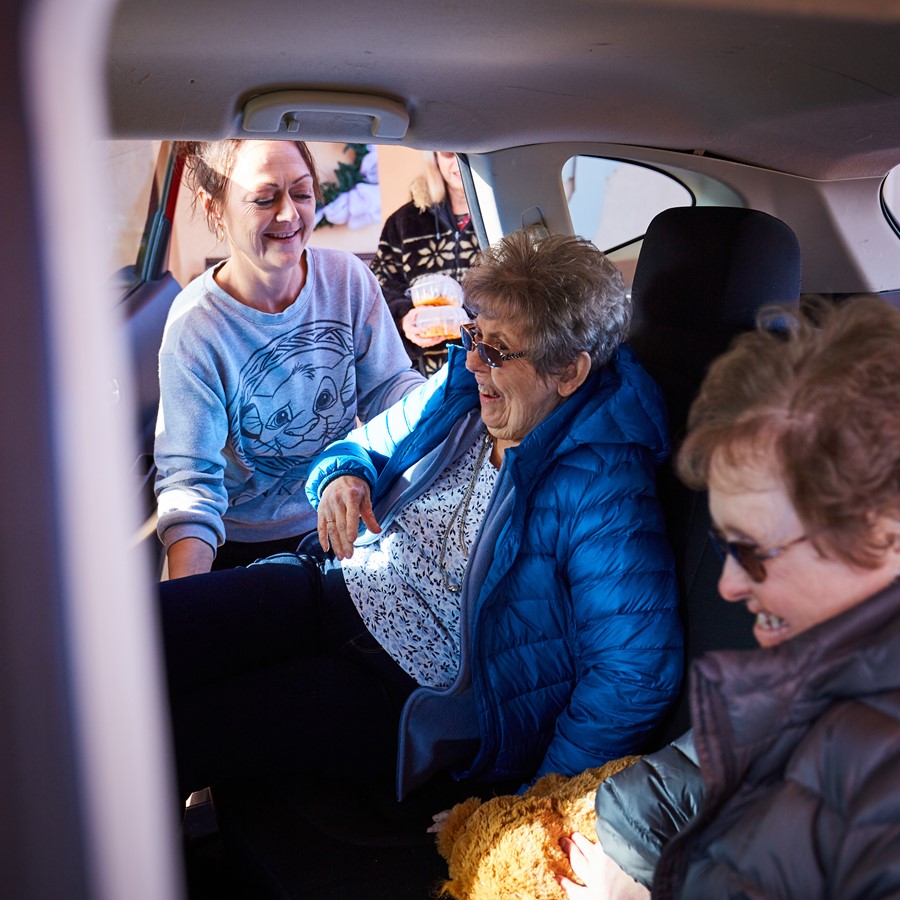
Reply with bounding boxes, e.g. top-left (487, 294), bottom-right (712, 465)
top-left (314, 143), bottom-right (381, 230)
